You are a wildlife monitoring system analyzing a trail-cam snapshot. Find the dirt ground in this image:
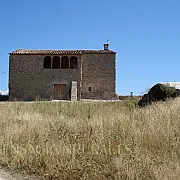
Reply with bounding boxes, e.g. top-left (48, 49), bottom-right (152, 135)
top-left (0, 166), bottom-right (41, 180)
